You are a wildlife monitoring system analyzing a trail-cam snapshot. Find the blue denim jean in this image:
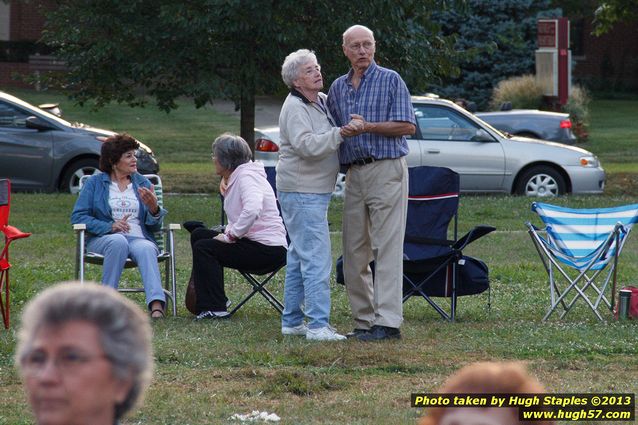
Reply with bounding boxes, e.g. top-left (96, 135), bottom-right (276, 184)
top-left (278, 192), bottom-right (332, 330)
top-left (87, 234), bottom-right (165, 308)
